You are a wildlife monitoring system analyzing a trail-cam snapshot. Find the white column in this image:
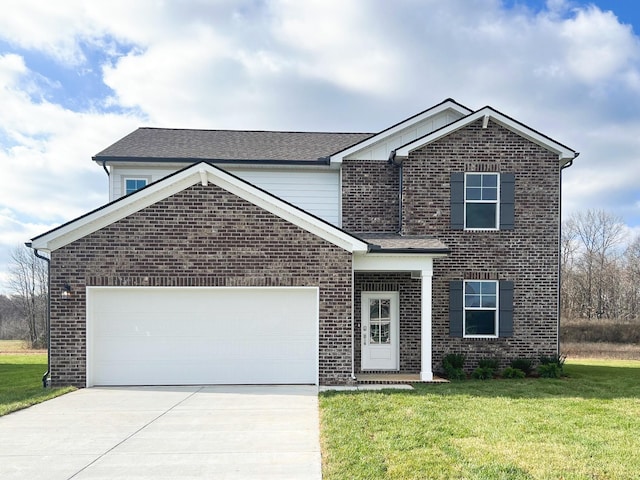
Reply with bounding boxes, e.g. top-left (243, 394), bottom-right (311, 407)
top-left (420, 264), bottom-right (434, 381)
